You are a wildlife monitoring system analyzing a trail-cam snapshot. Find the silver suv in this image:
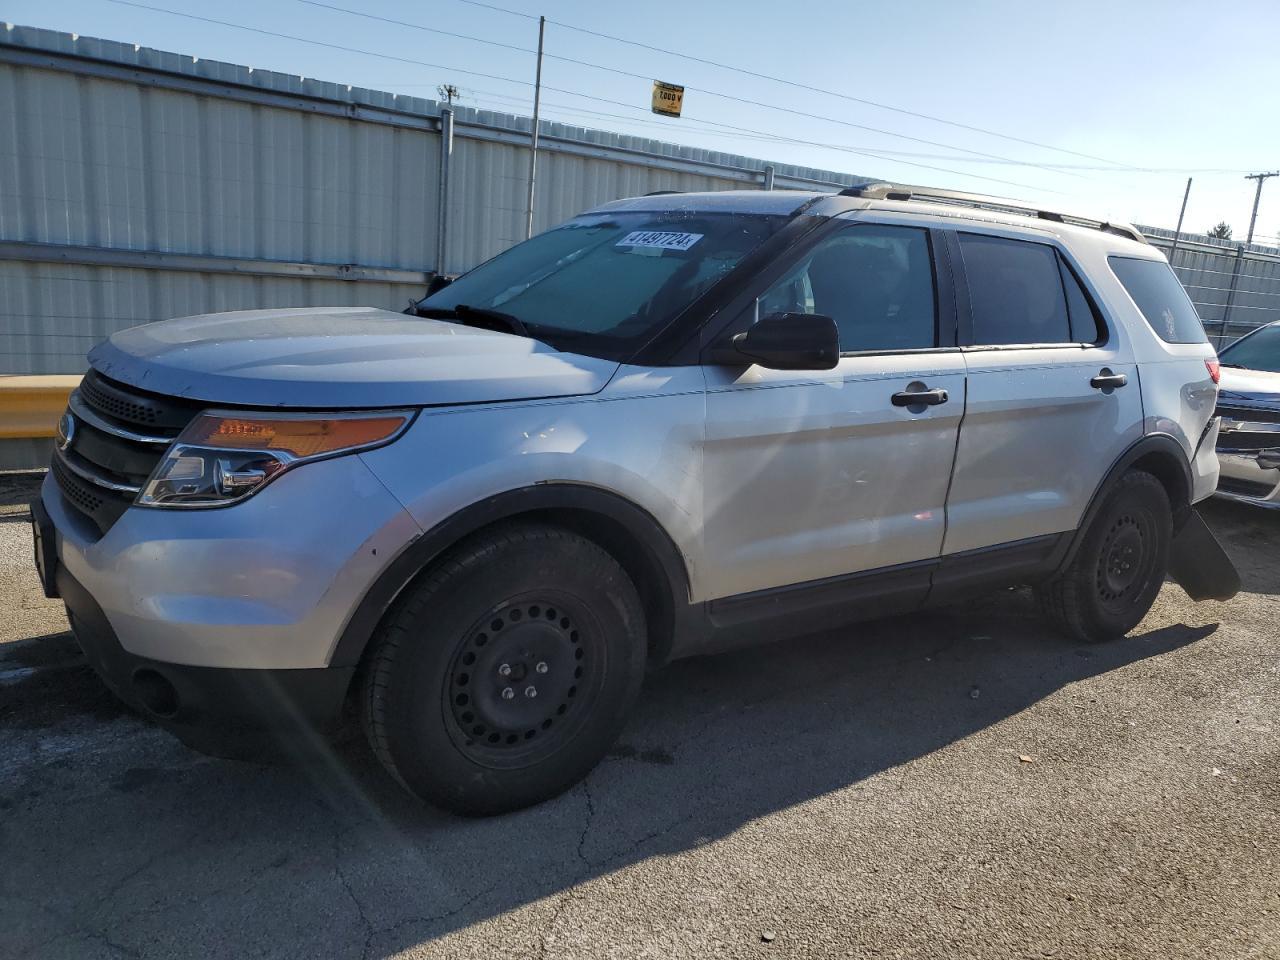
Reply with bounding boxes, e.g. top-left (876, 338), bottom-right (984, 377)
top-left (32, 183), bottom-right (1236, 814)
